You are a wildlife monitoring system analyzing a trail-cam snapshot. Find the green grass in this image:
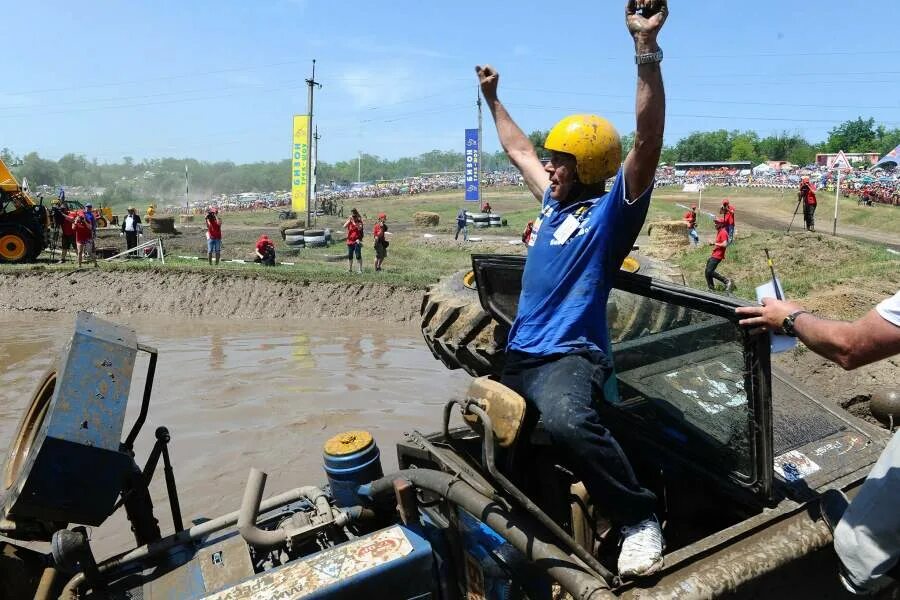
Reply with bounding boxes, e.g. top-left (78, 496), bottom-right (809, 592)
top-left (674, 230), bottom-right (900, 301)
